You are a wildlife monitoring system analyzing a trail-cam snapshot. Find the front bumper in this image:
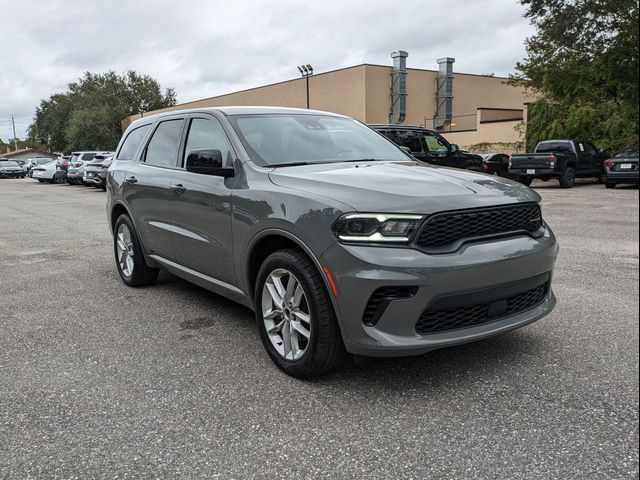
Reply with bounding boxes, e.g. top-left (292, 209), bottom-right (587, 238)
top-left (320, 226), bottom-right (559, 357)
top-left (31, 171), bottom-right (50, 179)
